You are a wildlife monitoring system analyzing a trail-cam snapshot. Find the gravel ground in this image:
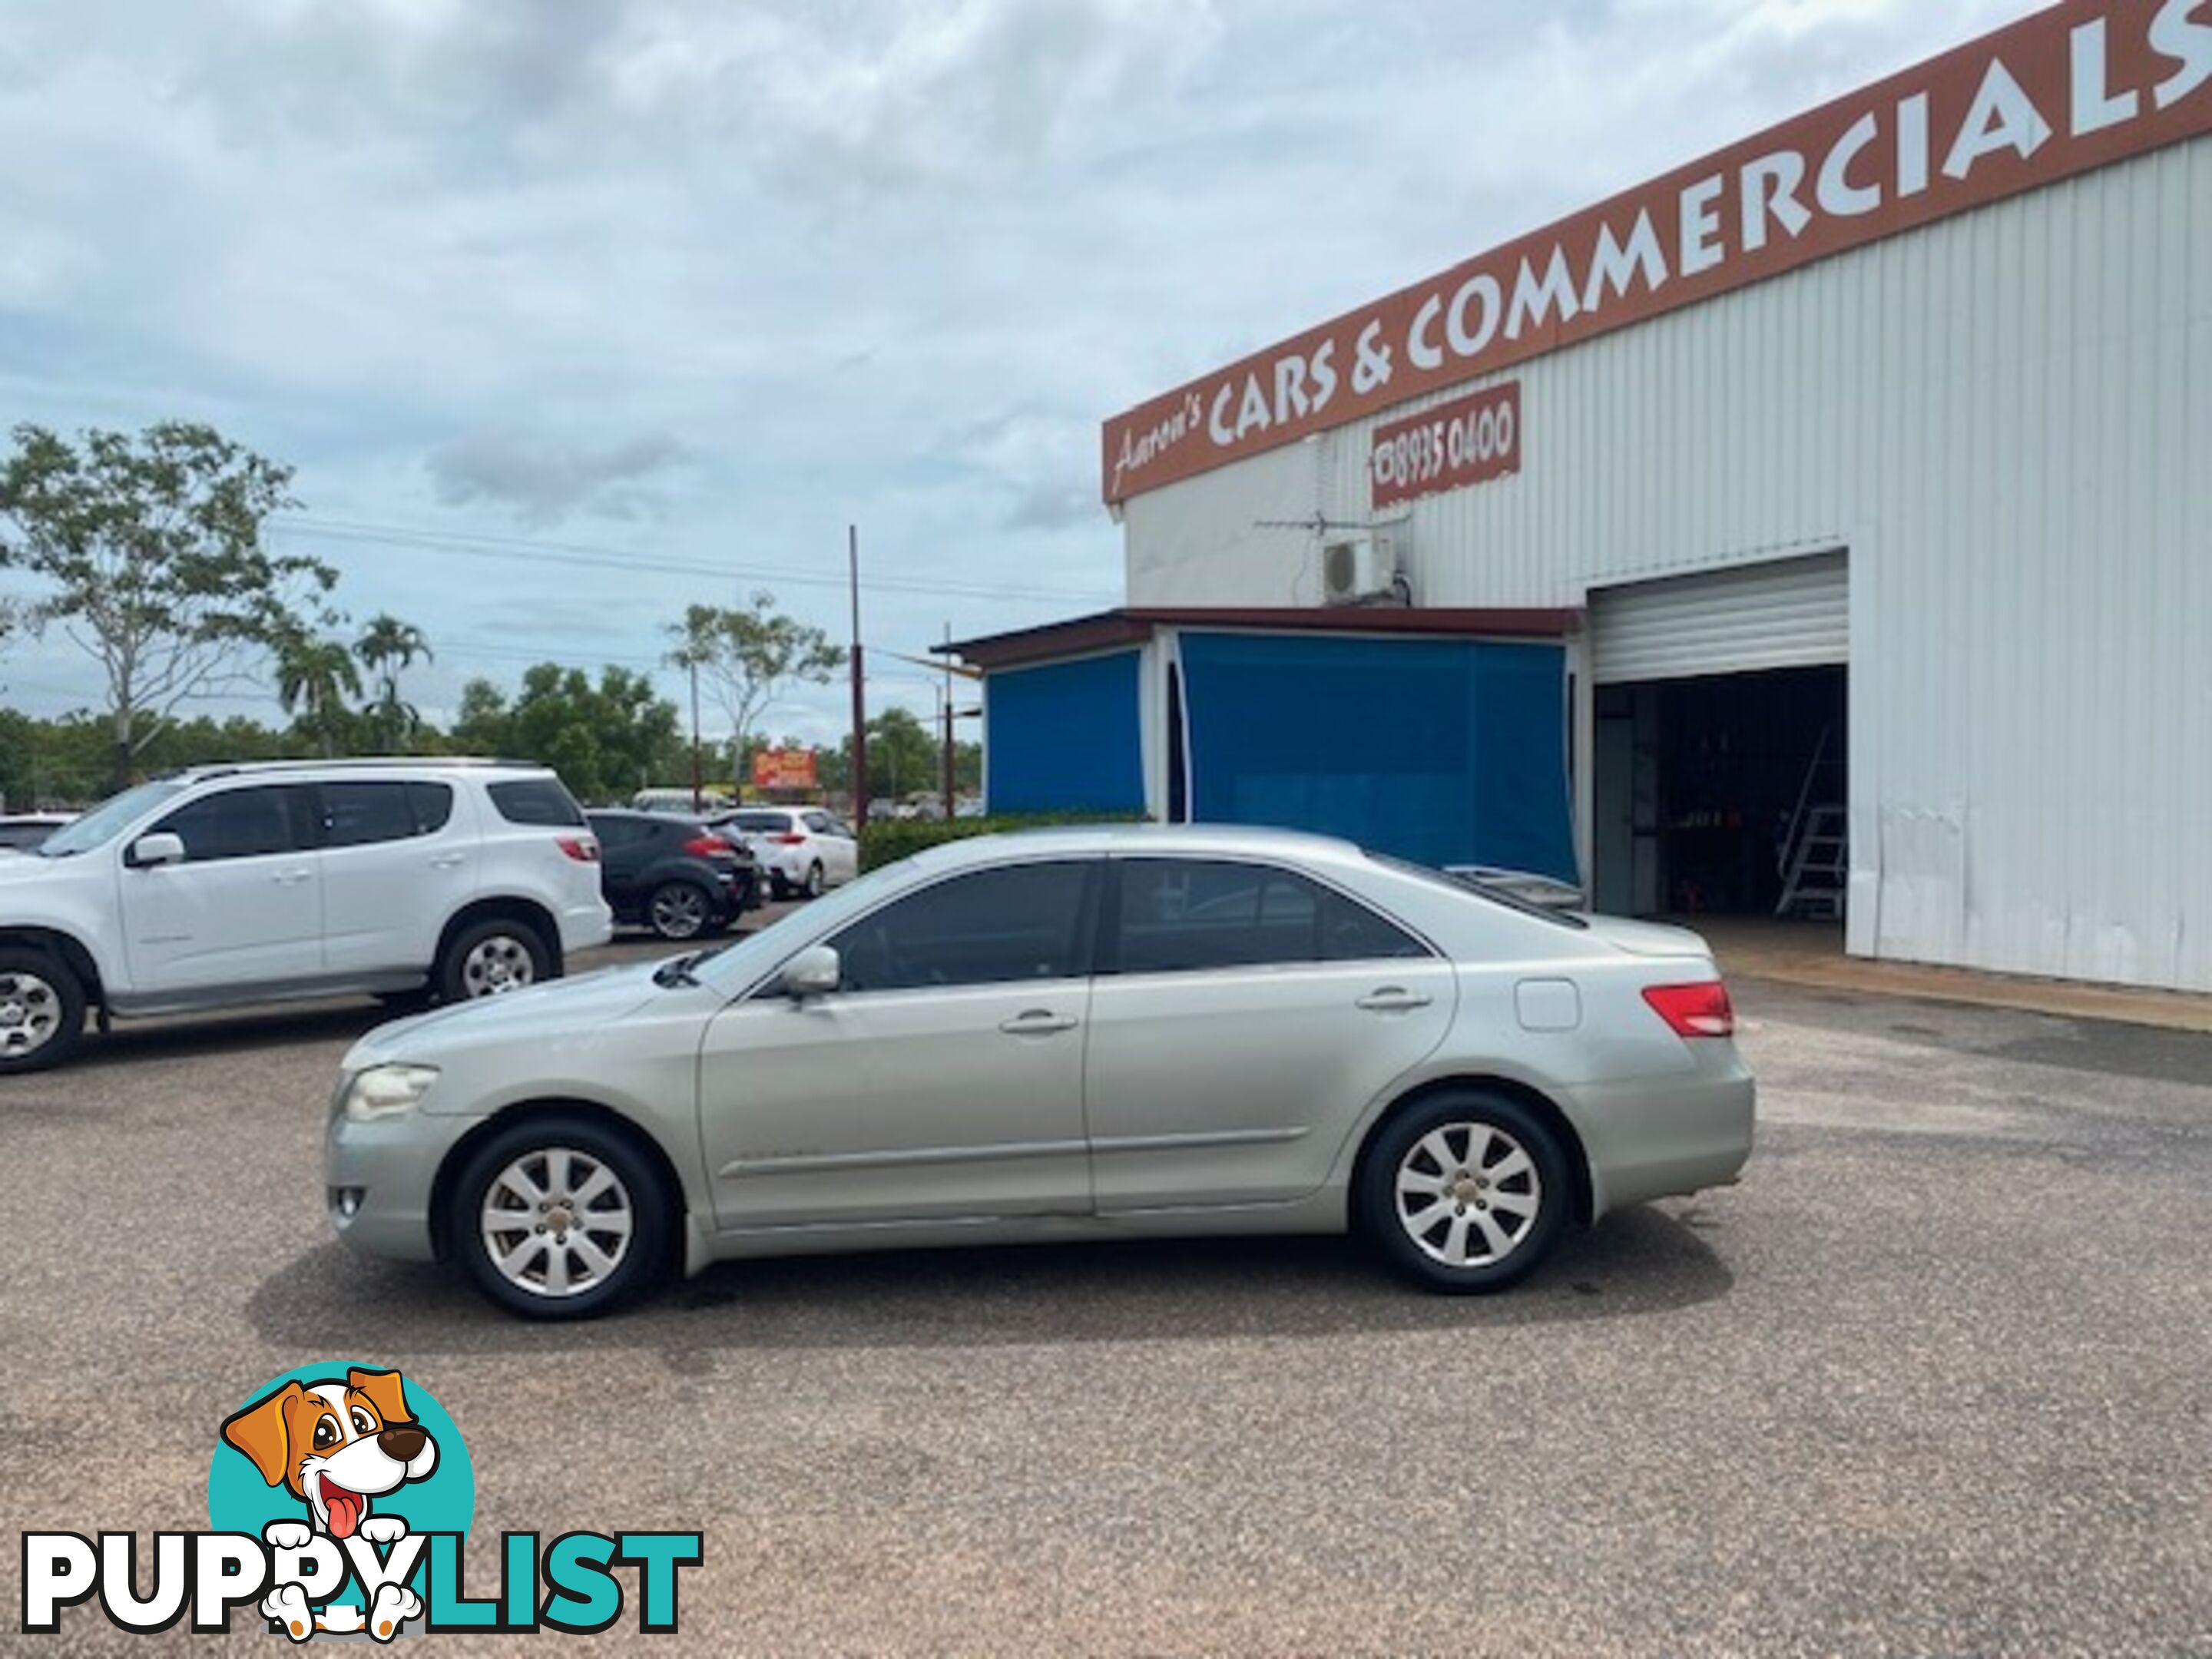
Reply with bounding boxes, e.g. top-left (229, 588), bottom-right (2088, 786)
top-left (1, 934), bottom-right (2207, 1657)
